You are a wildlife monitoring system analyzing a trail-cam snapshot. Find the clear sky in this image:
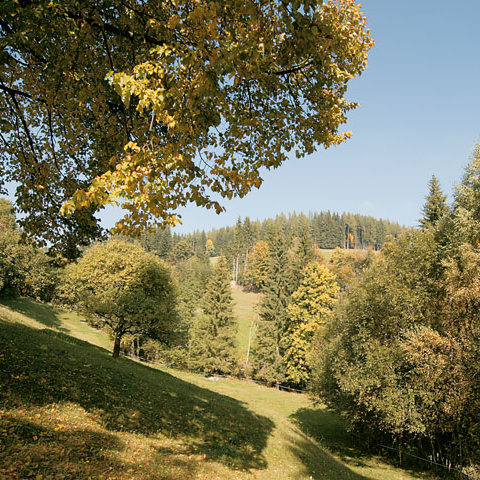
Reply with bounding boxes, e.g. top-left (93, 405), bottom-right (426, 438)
top-left (98, 0), bottom-right (480, 233)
